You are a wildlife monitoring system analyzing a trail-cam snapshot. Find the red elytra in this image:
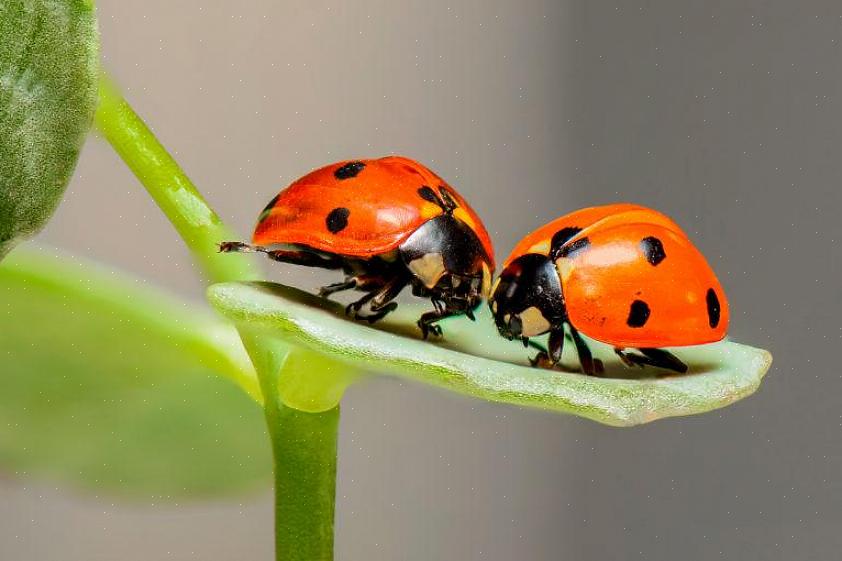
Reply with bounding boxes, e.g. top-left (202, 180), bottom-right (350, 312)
top-left (490, 203), bottom-right (728, 375)
top-left (221, 156), bottom-right (495, 338)
top-left (253, 155), bottom-right (494, 269)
